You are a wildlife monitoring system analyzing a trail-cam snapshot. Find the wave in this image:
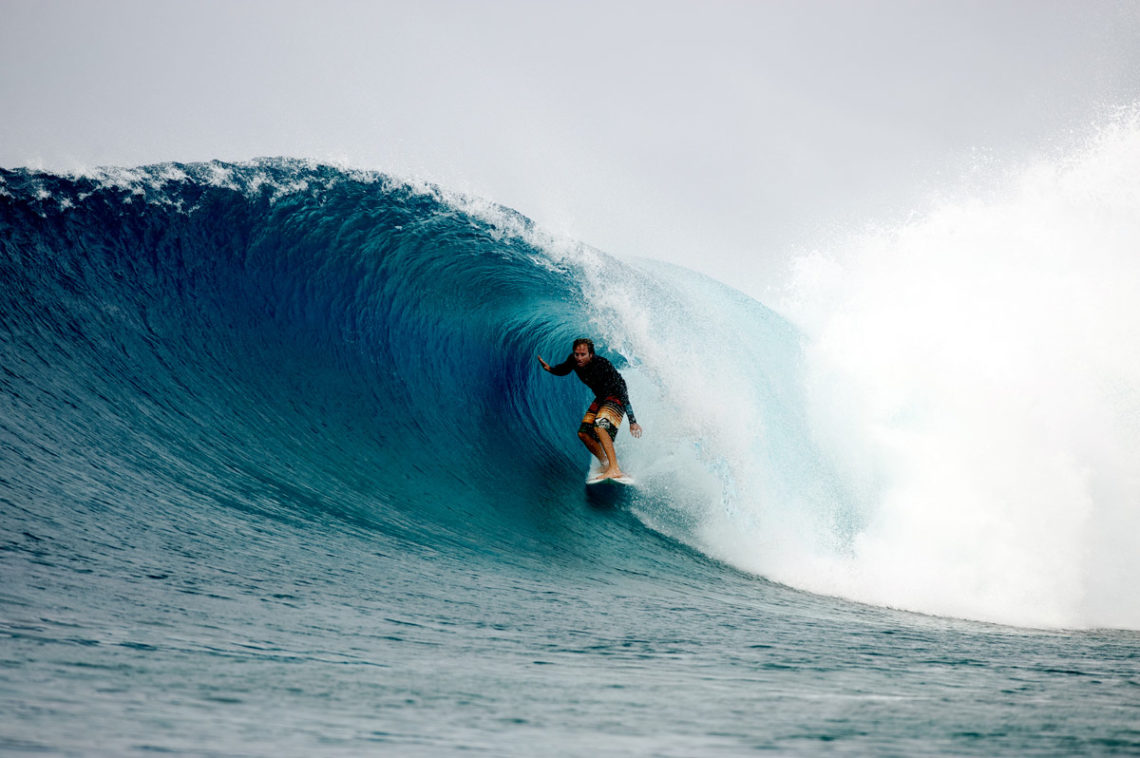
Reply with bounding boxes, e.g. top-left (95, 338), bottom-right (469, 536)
top-left (3, 135), bottom-right (1138, 630)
